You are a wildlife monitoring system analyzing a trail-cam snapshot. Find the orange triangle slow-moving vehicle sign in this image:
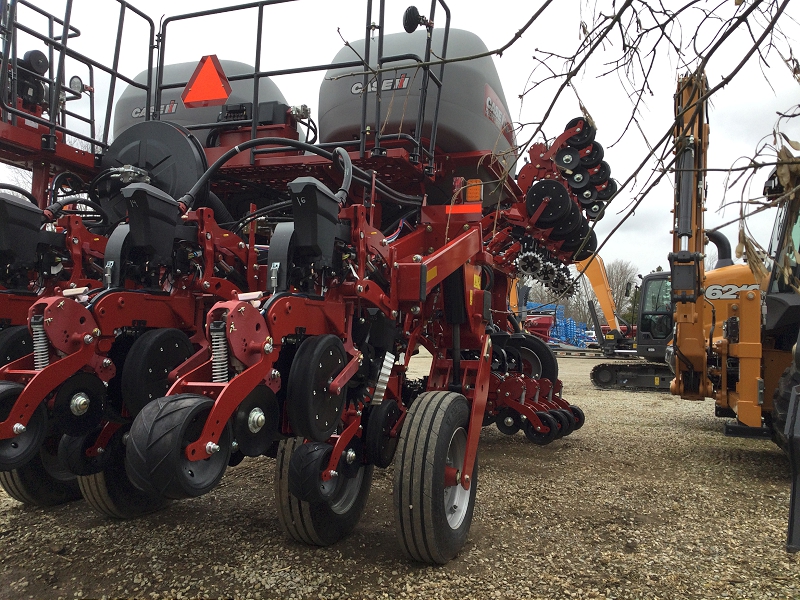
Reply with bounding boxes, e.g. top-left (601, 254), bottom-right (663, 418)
top-left (181, 55), bottom-right (232, 108)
